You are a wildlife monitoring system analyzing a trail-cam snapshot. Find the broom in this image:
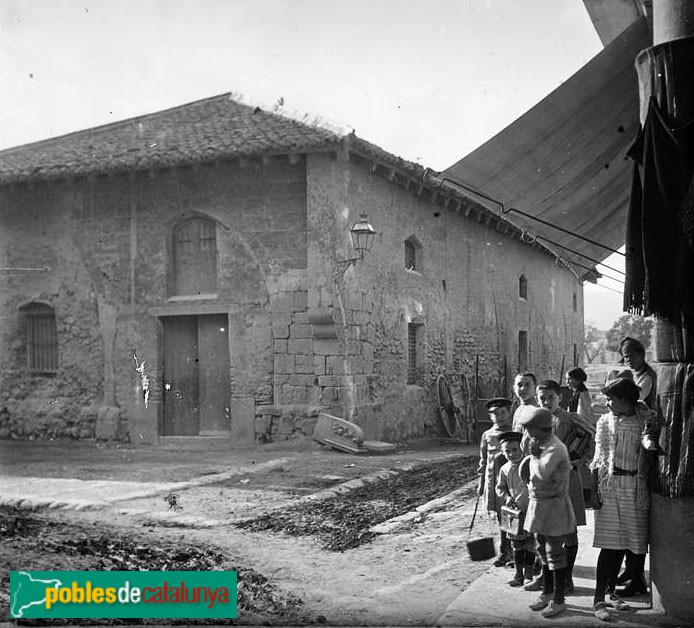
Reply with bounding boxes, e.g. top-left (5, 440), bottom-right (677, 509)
top-left (466, 494), bottom-right (496, 561)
